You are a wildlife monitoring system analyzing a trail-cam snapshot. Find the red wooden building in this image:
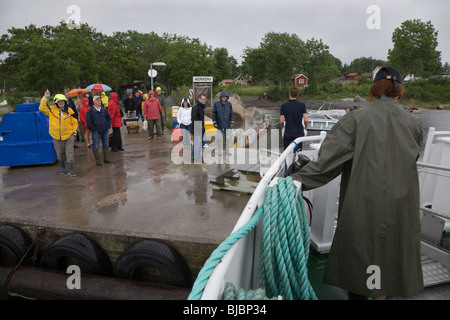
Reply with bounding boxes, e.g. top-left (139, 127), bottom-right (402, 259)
top-left (291, 74), bottom-right (309, 88)
top-left (346, 73), bottom-right (360, 81)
